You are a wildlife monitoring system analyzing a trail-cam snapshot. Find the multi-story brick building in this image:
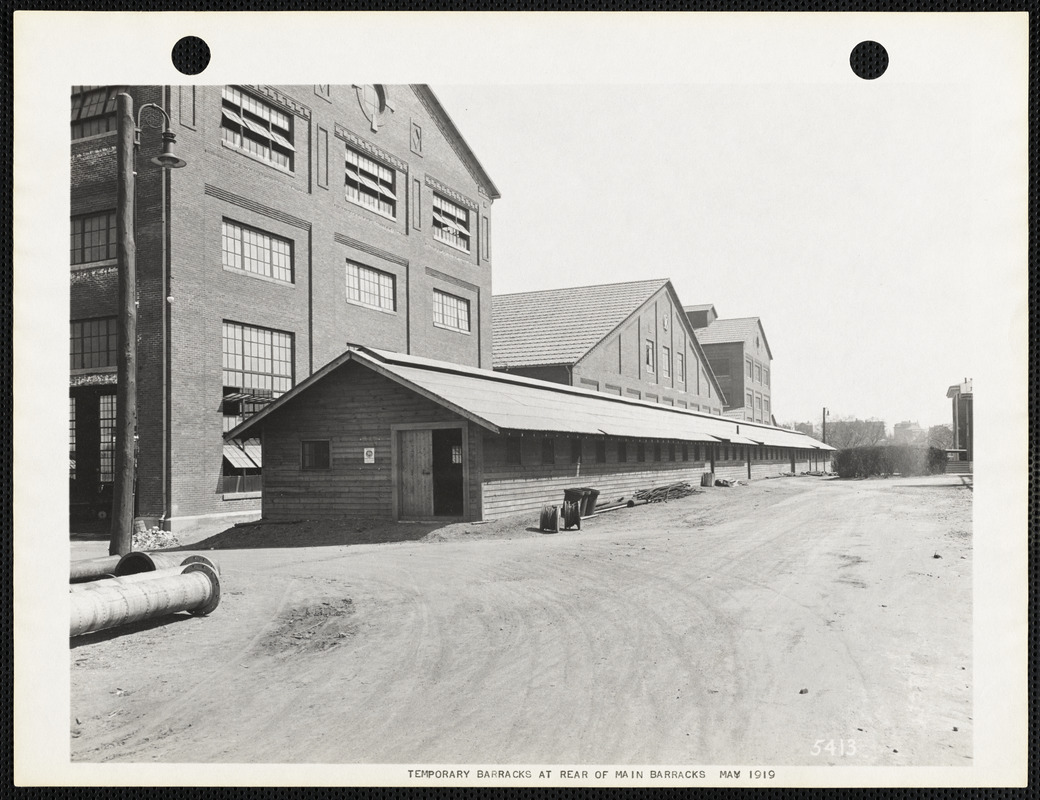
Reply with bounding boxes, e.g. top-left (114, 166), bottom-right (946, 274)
top-left (70, 84), bottom-right (499, 531)
top-left (492, 279), bottom-right (726, 414)
top-left (946, 378), bottom-right (973, 464)
top-left (893, 420), bottom-right (925, 444)
top-left (684, 304), bottom-right (773, 423)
